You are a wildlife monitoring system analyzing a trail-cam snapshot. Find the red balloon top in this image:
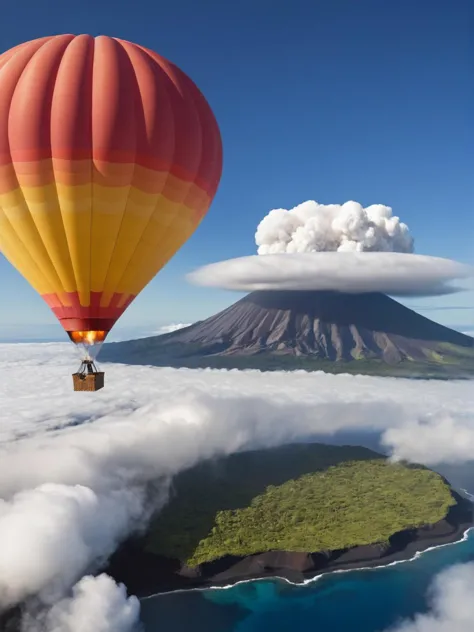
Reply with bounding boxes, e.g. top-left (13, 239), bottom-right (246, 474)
top-left (0, 34), bottom-right (223, 198)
